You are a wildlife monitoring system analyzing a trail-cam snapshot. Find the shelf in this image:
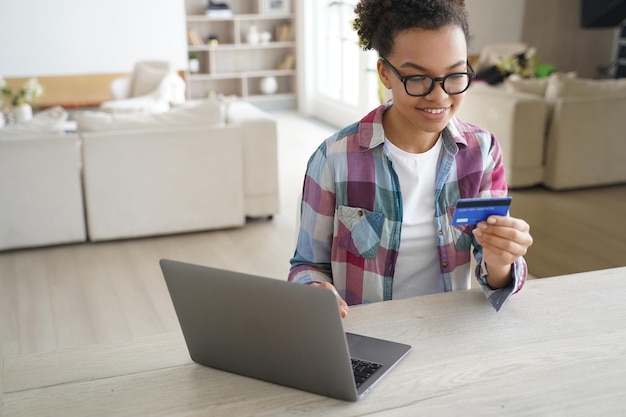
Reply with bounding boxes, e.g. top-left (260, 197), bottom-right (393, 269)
top-left (187, 13), bottom-right (293, 22)
top-left (184, 0), bottom-right (296, 108)
top-left (189, 69), bottom-right (296, 80)
top-left (188, 41), bottom-right (295, 51)
top-left (248, 93), bottom-right (296, 101)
